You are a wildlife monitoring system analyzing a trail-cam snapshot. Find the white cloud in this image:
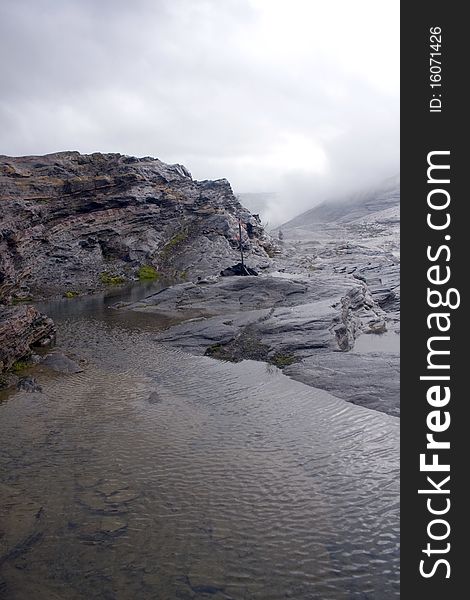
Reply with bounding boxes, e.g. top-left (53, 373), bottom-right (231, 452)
top-left (0, 0), bottom-right (399, 222)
